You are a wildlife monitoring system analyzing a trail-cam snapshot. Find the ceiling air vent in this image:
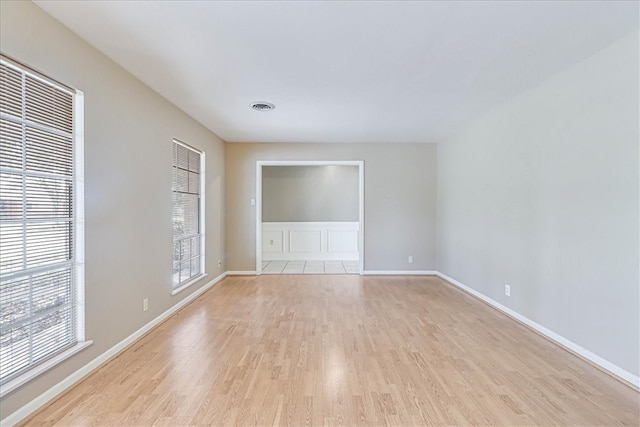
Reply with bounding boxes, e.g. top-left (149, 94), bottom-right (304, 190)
top-left (250, 102), bottom-right (275, 111)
